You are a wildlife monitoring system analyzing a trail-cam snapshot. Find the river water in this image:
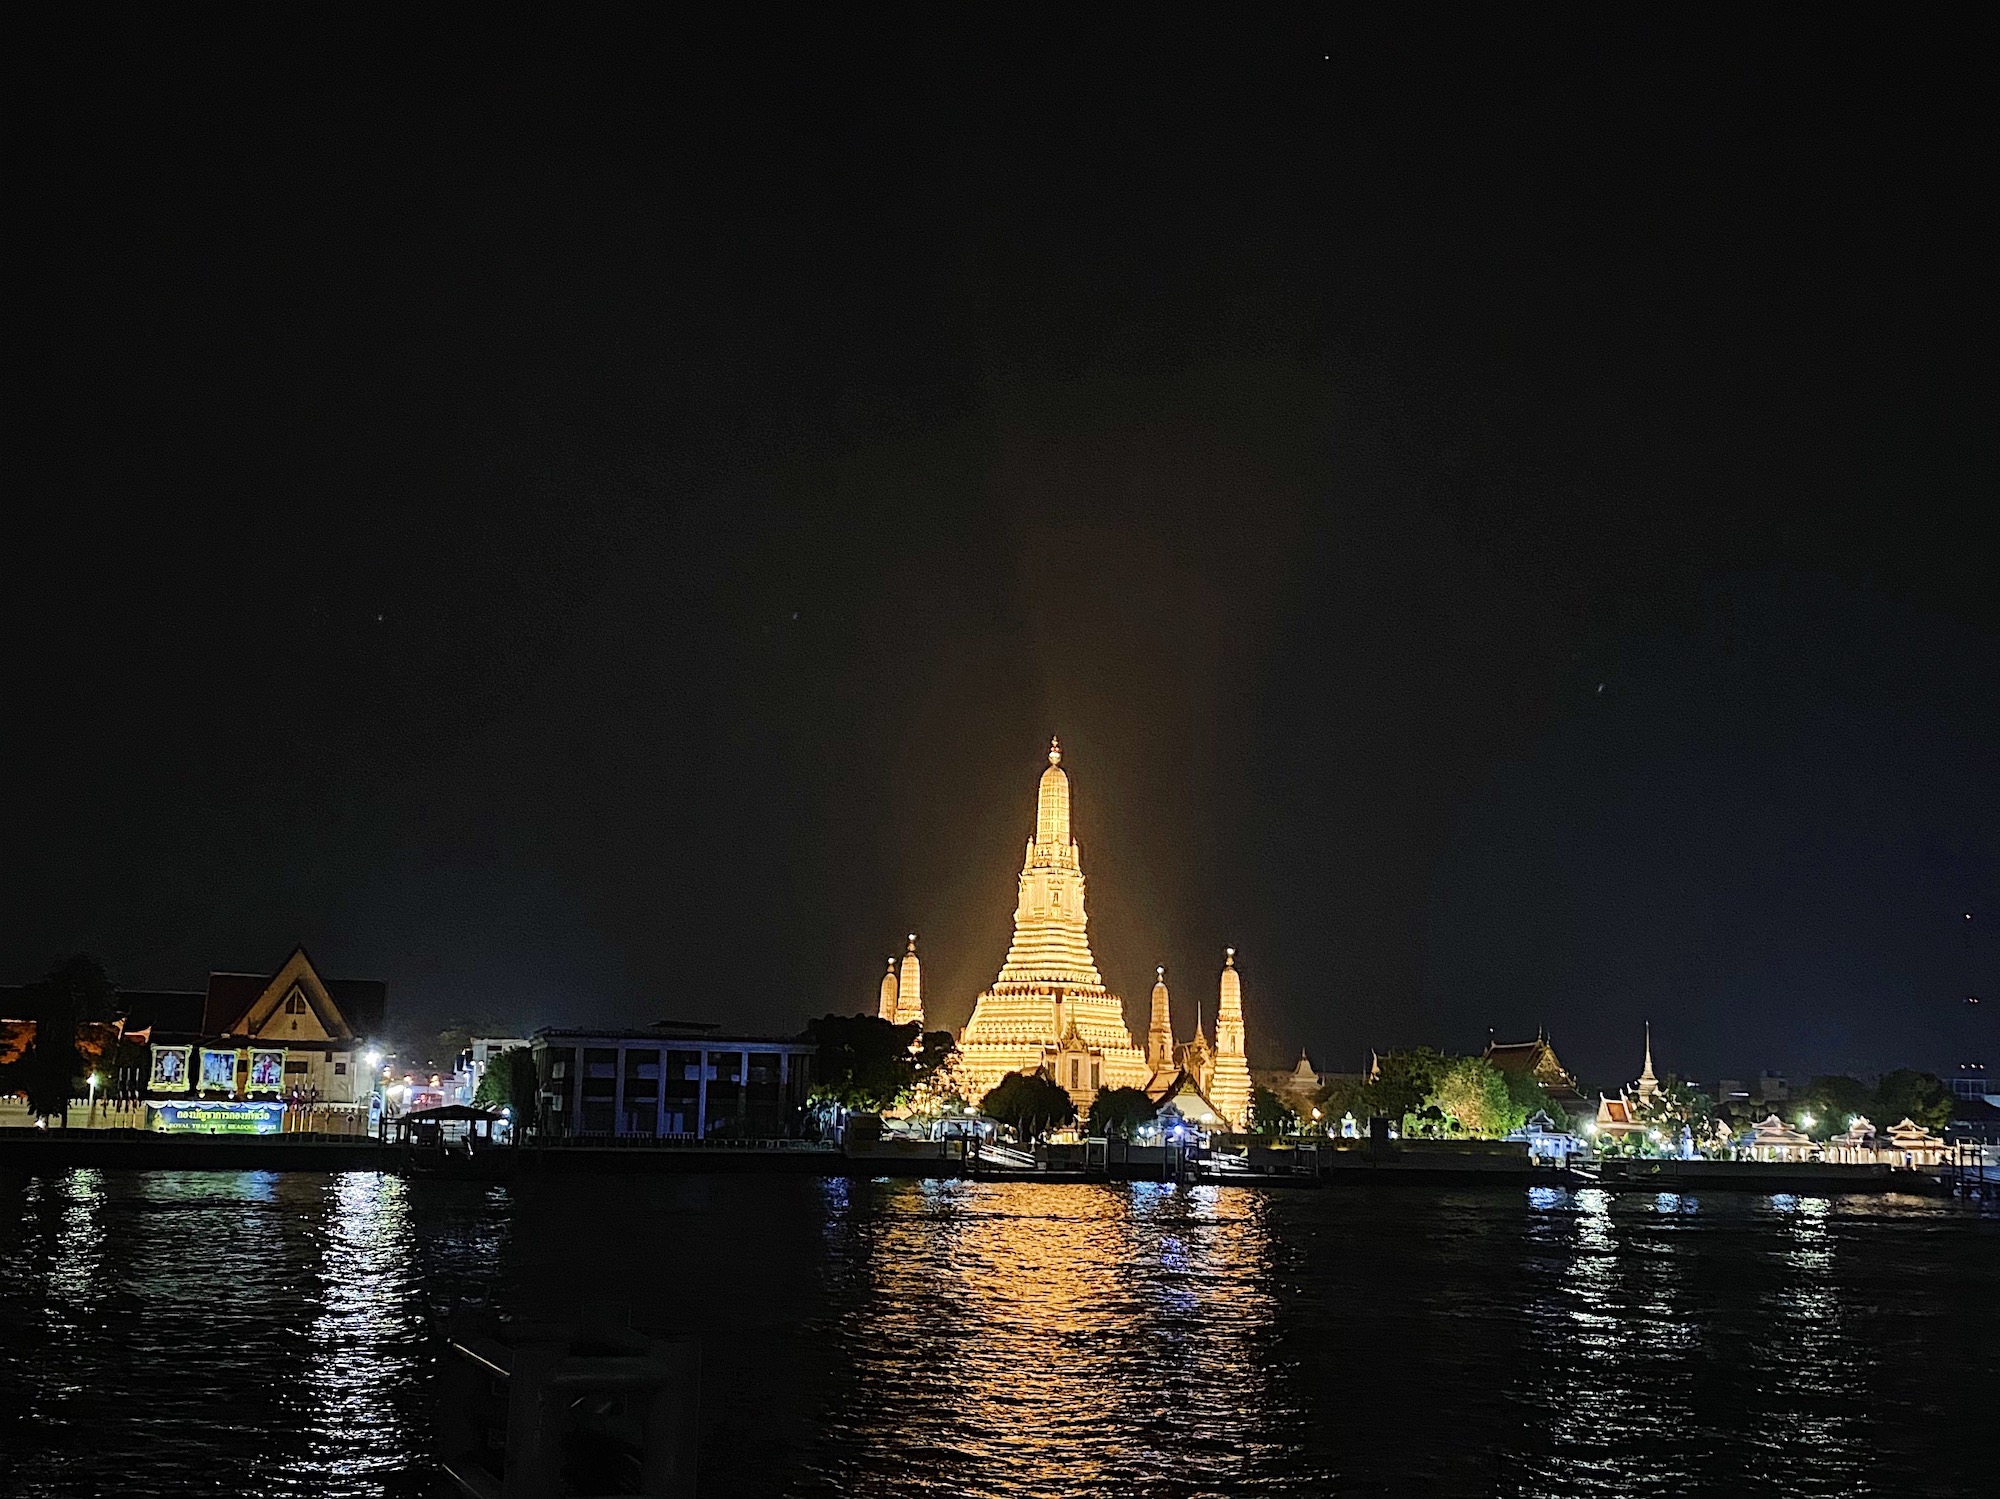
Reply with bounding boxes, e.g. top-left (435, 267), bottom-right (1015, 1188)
top-left (0, 1170), bottom-right (1993, 1497)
